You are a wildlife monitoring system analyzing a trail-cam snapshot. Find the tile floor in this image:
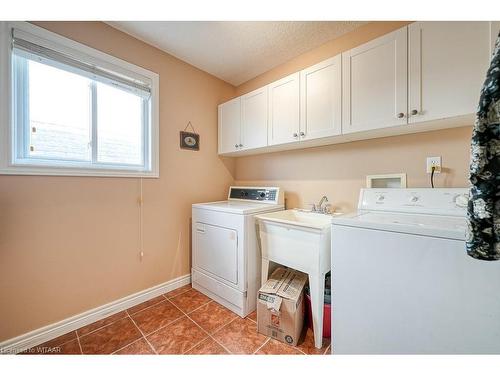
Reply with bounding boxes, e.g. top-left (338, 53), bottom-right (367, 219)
top-left (21, 284), bottom-right (331, 355)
